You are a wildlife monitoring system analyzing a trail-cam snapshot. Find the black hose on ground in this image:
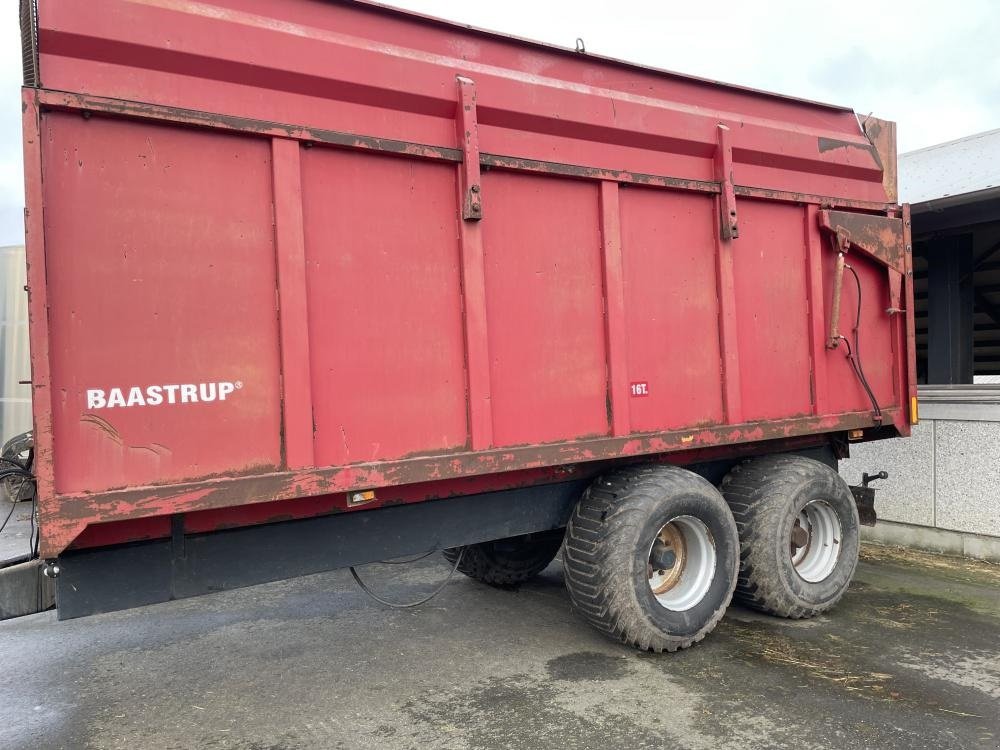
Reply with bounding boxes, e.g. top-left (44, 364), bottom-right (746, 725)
top-left (349, 547), bottom-right (465, 609)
